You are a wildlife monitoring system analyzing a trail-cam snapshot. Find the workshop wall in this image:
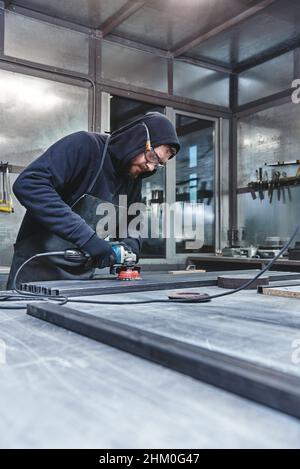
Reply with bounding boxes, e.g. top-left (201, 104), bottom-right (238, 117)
top-left (237, 101), bottom-right (300, 246)
top-left (0, 4), bottom-right (229, 266)
top-left (173, 61), bottom-right (229, 108)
